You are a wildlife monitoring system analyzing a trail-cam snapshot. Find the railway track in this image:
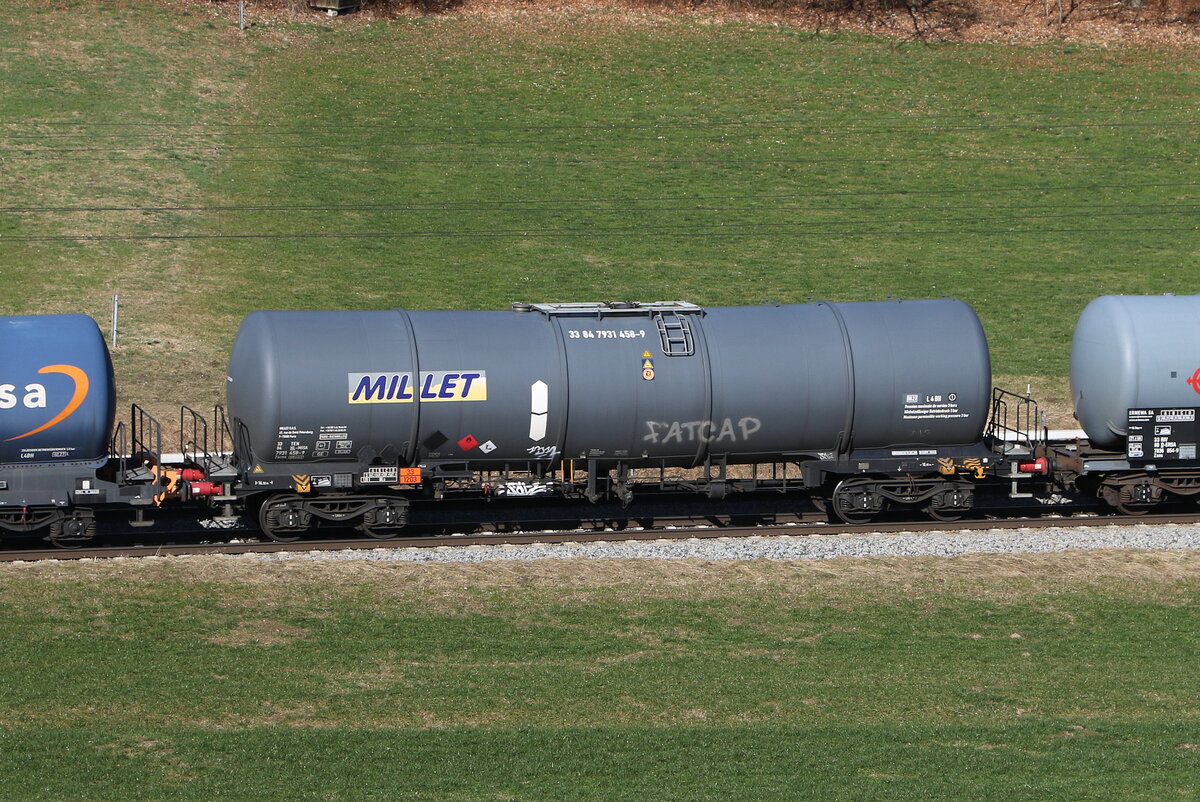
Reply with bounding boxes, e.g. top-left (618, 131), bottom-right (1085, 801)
top-left (6, 509), bottom-right (1200, 563)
